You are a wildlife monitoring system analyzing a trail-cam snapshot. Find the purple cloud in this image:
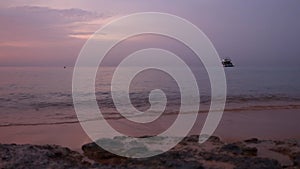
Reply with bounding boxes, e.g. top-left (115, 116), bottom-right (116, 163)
top-left (0, 6), bottom-right (109, 66)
